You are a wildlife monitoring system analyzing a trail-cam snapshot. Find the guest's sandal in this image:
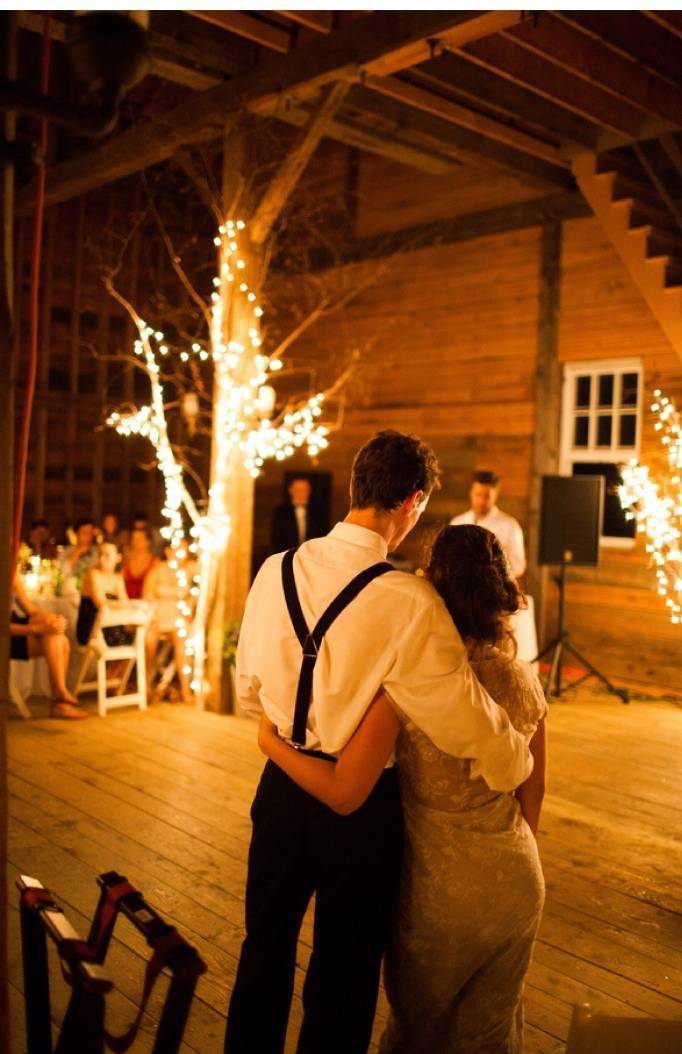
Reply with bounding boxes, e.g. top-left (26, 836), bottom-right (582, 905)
top-left (51, 701), bottom-right (88, 720)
